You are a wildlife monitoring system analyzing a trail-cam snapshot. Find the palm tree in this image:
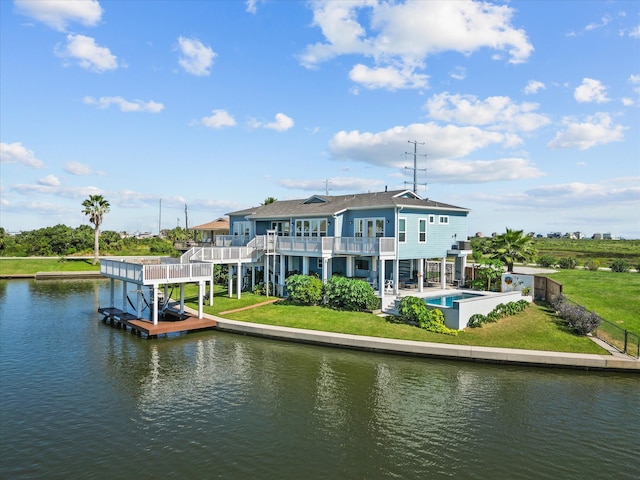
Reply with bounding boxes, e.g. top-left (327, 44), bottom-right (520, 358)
top-left (82, 195), bottom-right (110, 265)
top-left (489, 228), bottom-right (536, 272)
